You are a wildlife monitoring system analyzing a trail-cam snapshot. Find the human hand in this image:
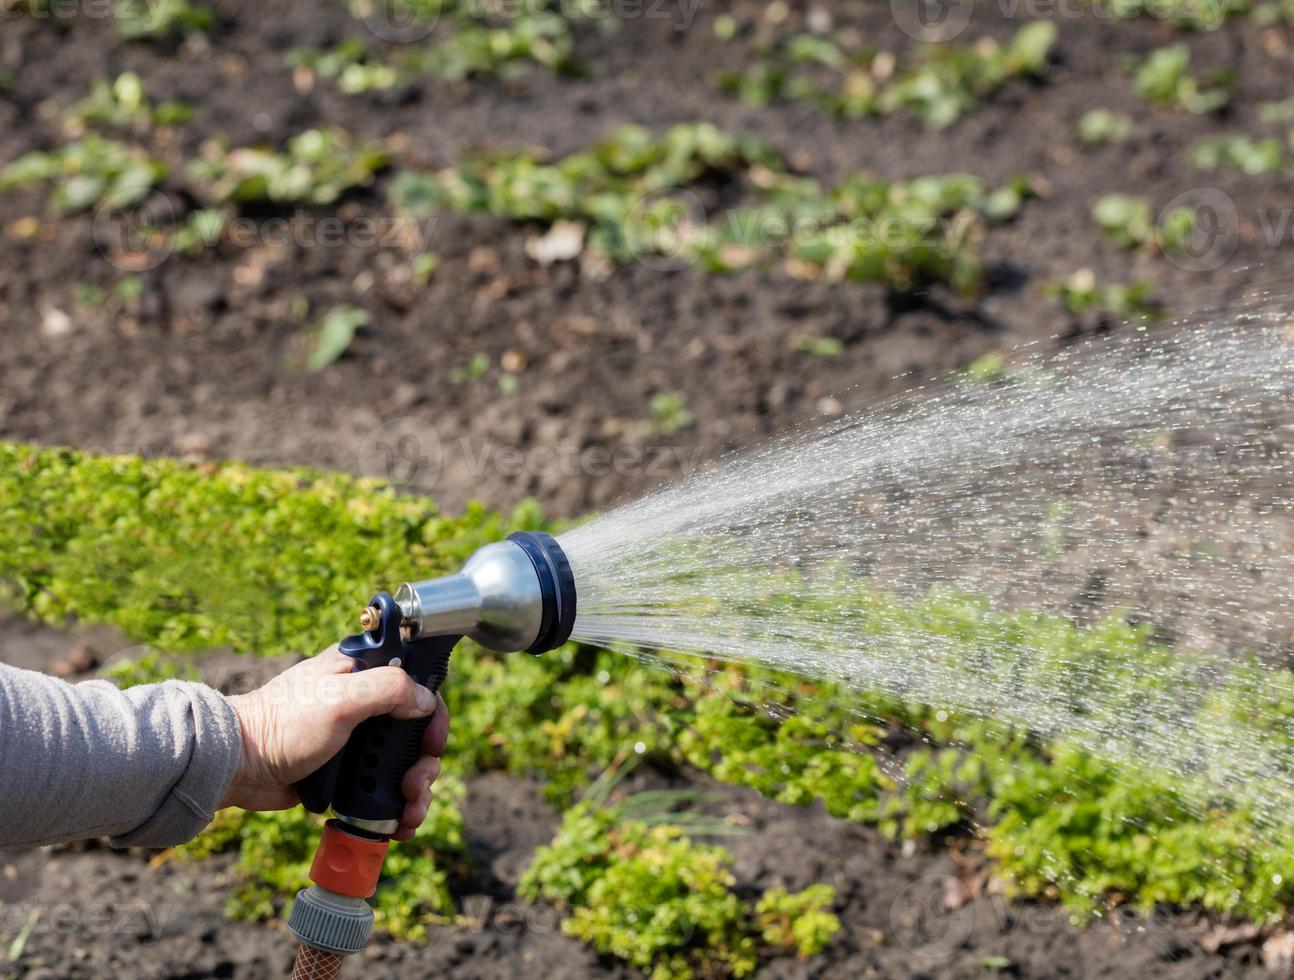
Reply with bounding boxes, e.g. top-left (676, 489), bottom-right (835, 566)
top-left (219, 646), bottom-right (450, 841)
